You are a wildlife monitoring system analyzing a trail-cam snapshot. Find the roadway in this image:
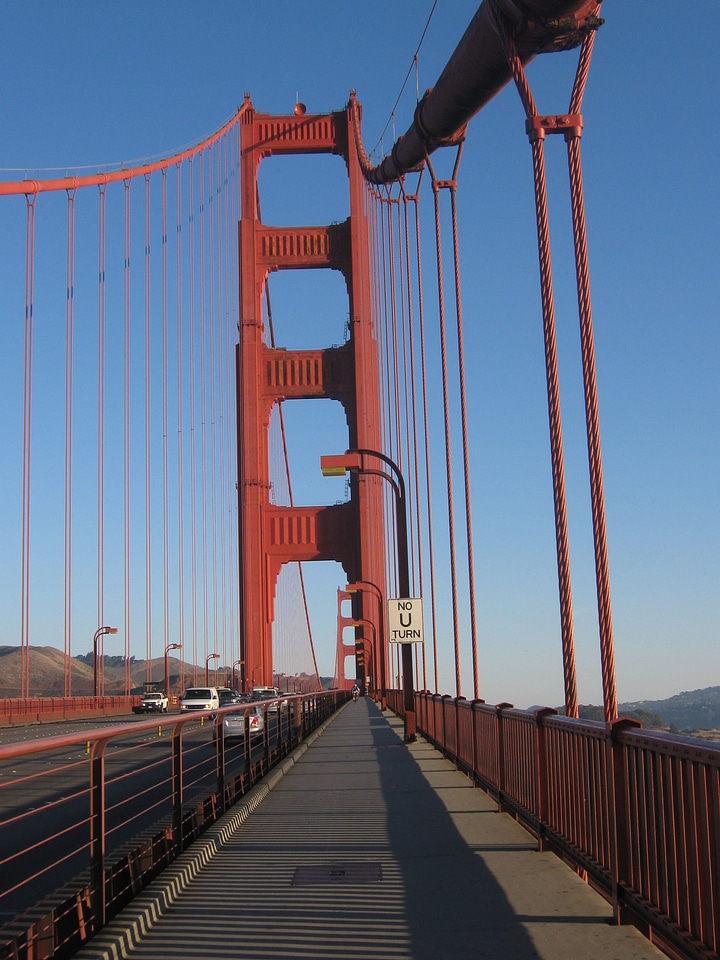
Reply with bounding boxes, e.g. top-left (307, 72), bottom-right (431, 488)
top-left (75, 700), bottom-right (667, 960)
top-left (0, 711), bottom-right (281, 924)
